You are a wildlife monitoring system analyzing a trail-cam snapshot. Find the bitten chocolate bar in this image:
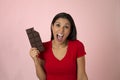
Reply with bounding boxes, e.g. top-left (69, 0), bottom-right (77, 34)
top-left (26, 27), bottom-right (45, 52)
